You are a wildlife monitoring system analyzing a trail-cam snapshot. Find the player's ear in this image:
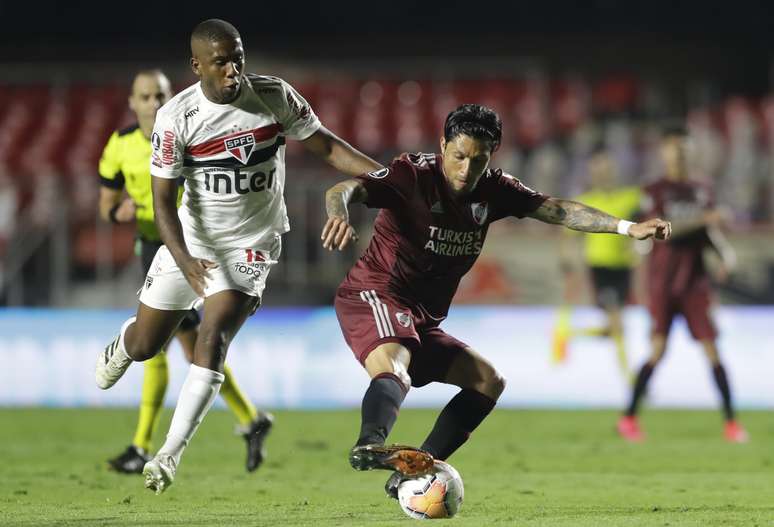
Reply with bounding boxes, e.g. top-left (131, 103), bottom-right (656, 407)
top-left (440, 137), bottom-right (446, 153)
top-left (190, 57), bottom-right (201, 77)
top-left (128, 94), bottom-right (136, 113)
